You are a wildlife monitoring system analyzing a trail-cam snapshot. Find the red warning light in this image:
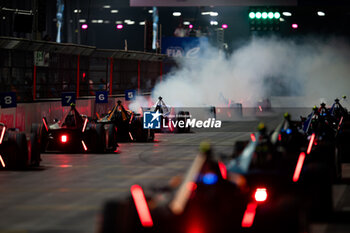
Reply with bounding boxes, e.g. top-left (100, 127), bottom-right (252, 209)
top-left (254, 188), bottom-right (267, 202)
top-left (292, 23), bottom-right (298, 29)
top-left (81, 24), bottom-right (88, 30)
top-left (116, 24), bottom-right (123, 30)
top-left (61, 135), bottom-right (68, 143)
